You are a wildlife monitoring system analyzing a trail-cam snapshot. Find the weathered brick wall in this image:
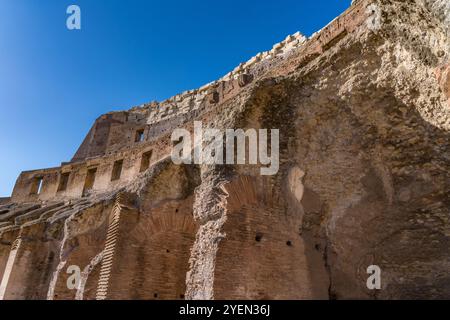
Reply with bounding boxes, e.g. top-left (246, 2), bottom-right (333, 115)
top-left (1, 0), bottom-right (449, 300)
top-left (213, 176), bottom-right (329, 299)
